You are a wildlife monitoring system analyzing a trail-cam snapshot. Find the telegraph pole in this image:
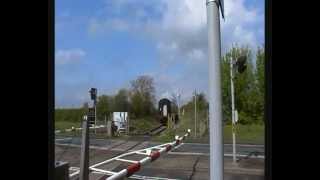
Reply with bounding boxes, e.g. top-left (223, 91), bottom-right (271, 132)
top-left (206, 0), bottom-right (224, 180)
top-left (177, 92), bottom-right (181, 118)
top-left (194, 90), bottom-right (197, 138)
